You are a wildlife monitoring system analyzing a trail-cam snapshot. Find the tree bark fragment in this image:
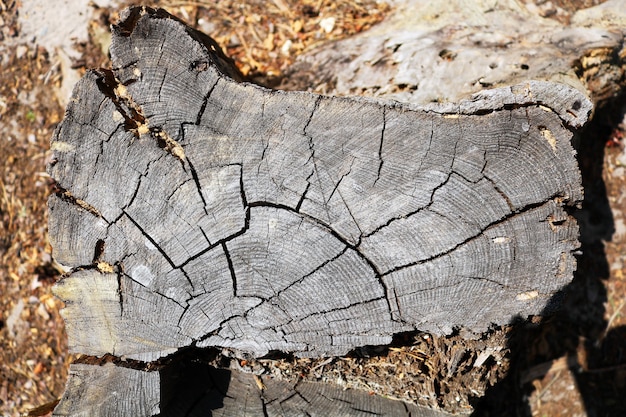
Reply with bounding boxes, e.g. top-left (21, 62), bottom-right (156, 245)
top-left (48, 6), bottom-right (591, 416)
